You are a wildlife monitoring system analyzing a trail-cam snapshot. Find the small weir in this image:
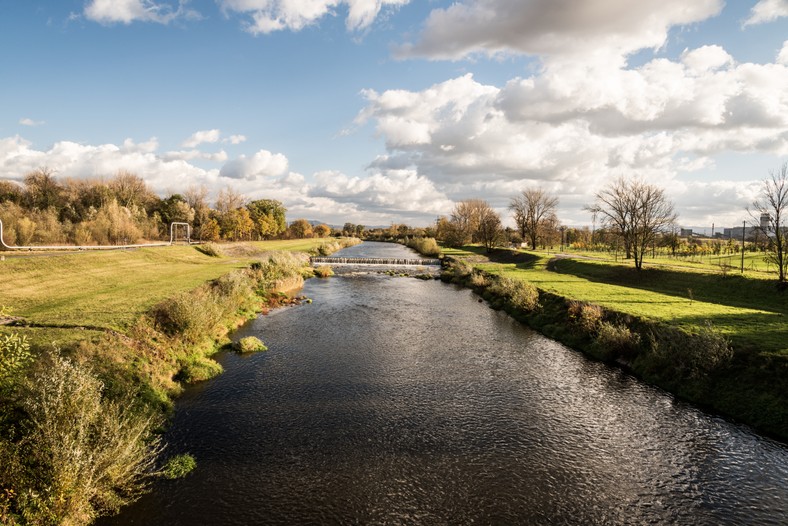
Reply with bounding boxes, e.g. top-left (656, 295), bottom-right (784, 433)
top-left (310, 256), bottom-right (442, 266)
